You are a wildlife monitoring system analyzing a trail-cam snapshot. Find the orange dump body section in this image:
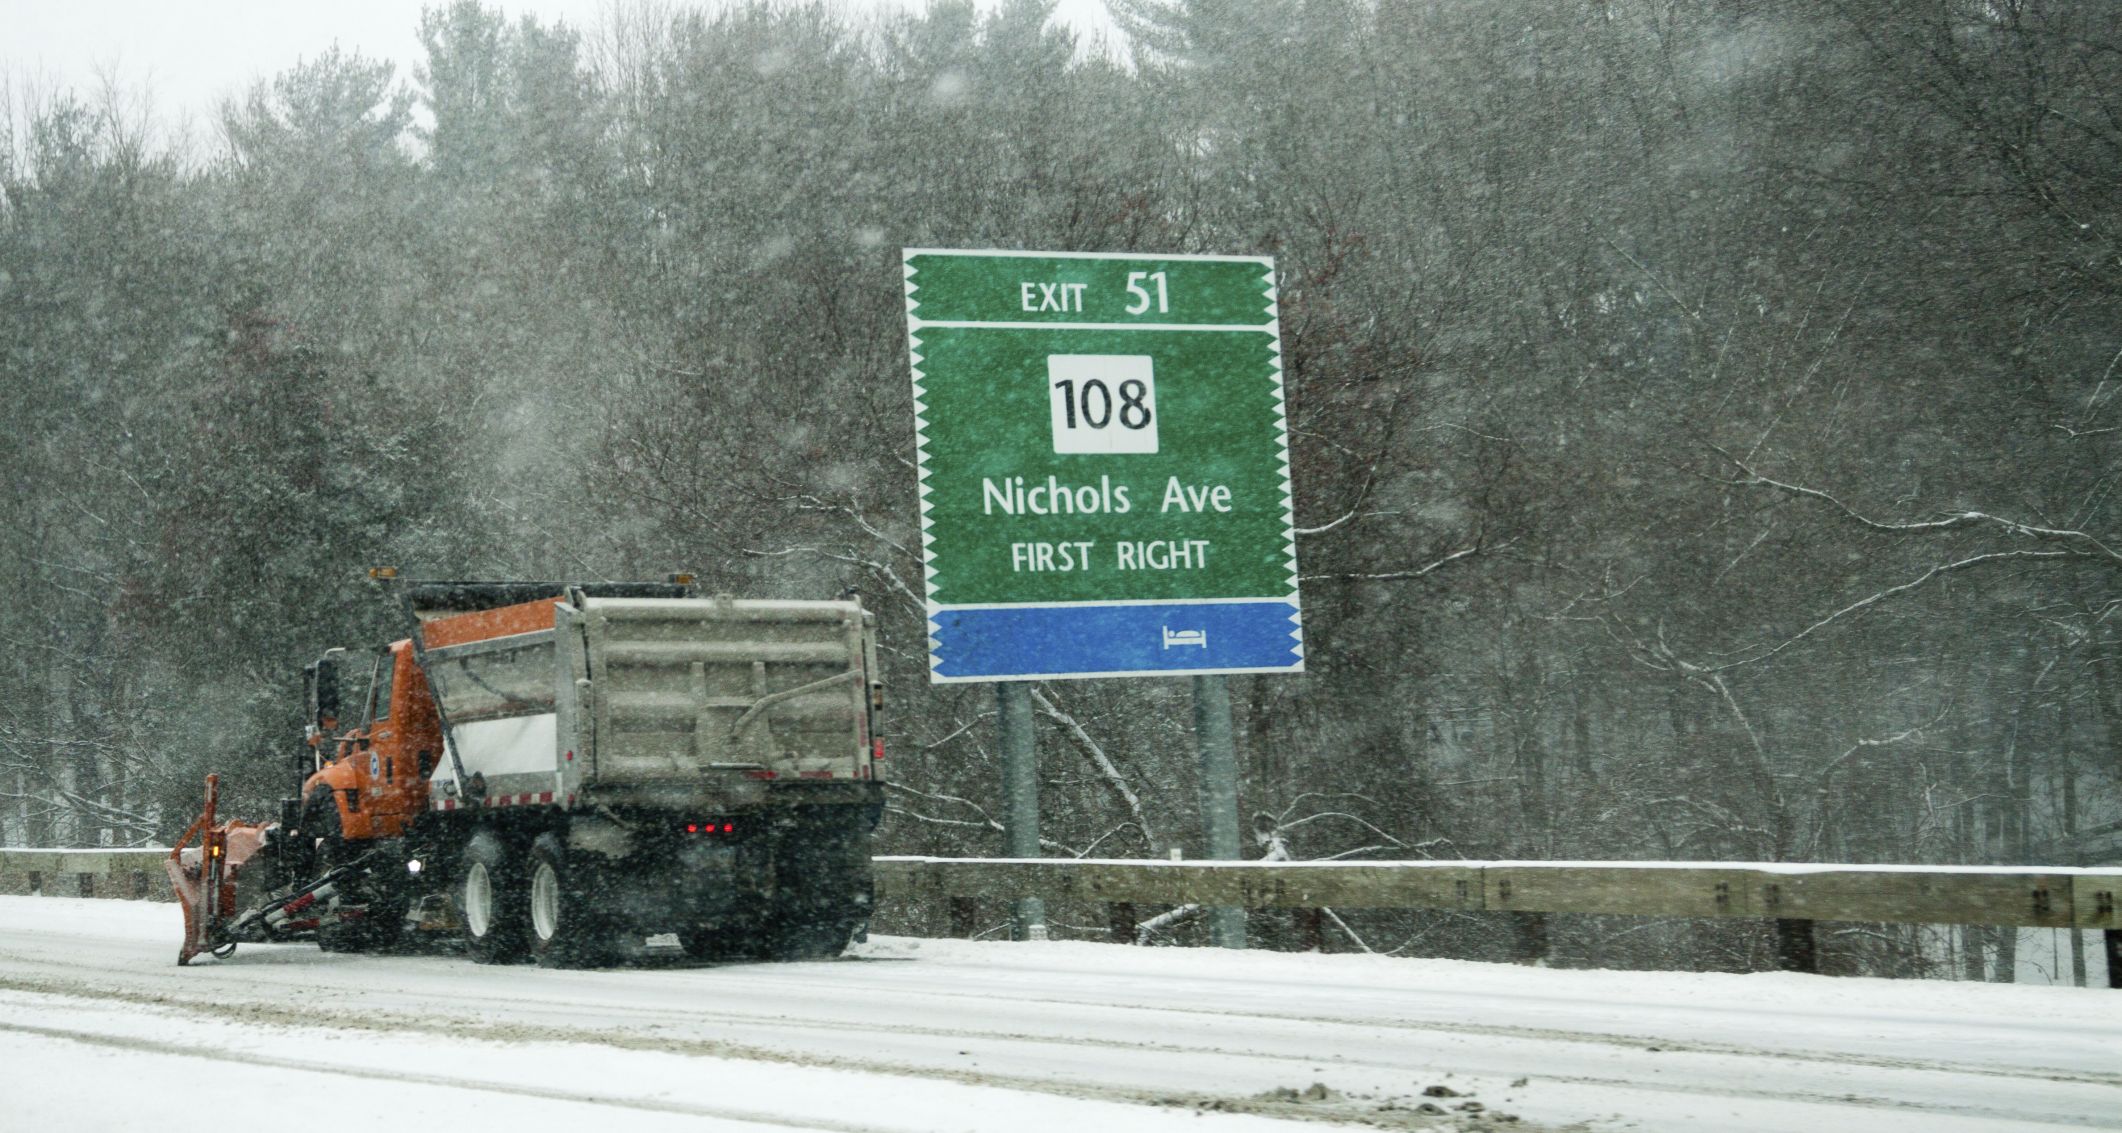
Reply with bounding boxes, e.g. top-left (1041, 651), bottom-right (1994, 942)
top-left (419, 596), bottom-right (560, 649)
